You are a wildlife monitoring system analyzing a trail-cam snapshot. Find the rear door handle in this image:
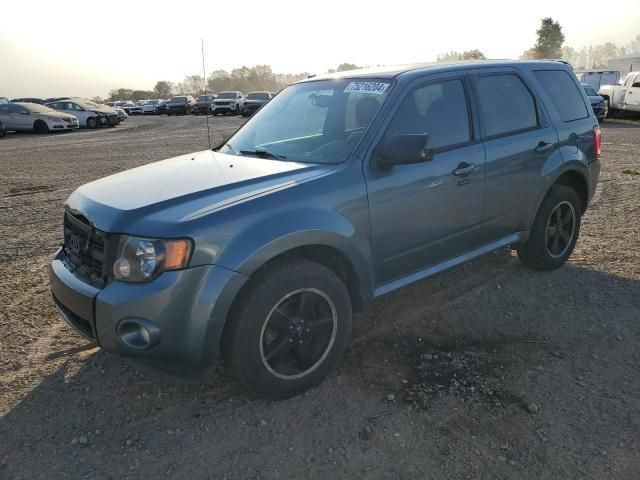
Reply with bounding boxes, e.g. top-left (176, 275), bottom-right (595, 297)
top-left (534, 141), bottom-right (555, 154)
top-left (452, 162), bottom-right (477, 176)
